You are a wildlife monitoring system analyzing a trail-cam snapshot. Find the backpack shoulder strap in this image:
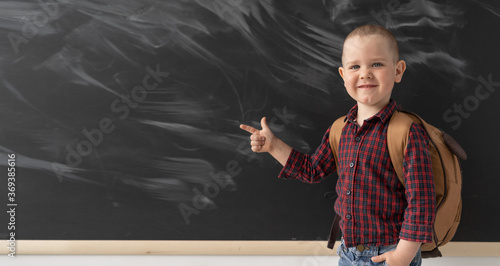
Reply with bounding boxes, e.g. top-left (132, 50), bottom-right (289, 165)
top-left (326, 115), bottom-right (346, 250)
top-left (387, 111), bottom-right (415, 187)
top-left (329, 116), bottom-right (347, 169)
